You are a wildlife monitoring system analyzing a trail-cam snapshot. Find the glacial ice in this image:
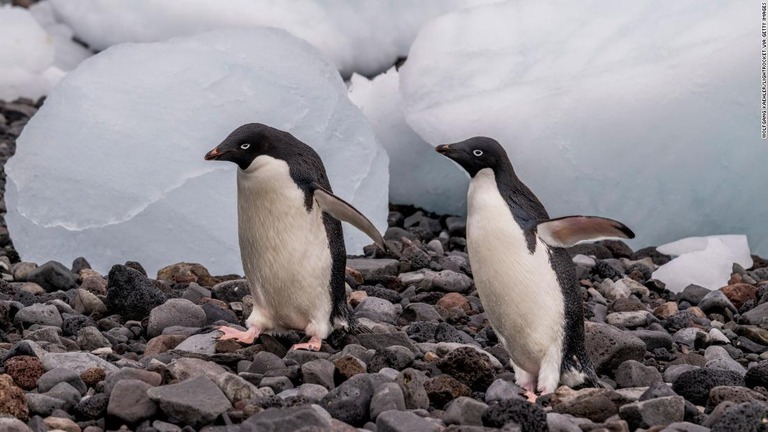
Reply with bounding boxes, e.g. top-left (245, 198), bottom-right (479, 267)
top-left (6, 28), bottom-right (389, 275)
top-left (399, 0), bottom-right (765, 255)
top-left (47, 0), bottom-right (497, 77)
top-left (349, 68), bottom-right (468, 215)
top-left (0, 6), bottom-right (62, 101)
top-left (652, 235), bottom-right (753, 293)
